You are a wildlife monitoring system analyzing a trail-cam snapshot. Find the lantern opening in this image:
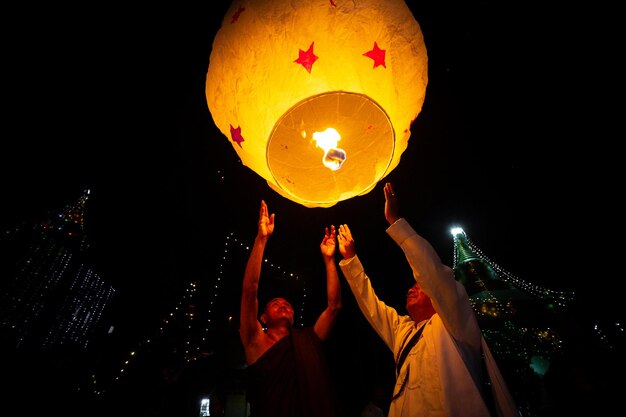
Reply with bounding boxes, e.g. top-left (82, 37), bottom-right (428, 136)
top-left (267, 92), bottom-right (394, 206)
